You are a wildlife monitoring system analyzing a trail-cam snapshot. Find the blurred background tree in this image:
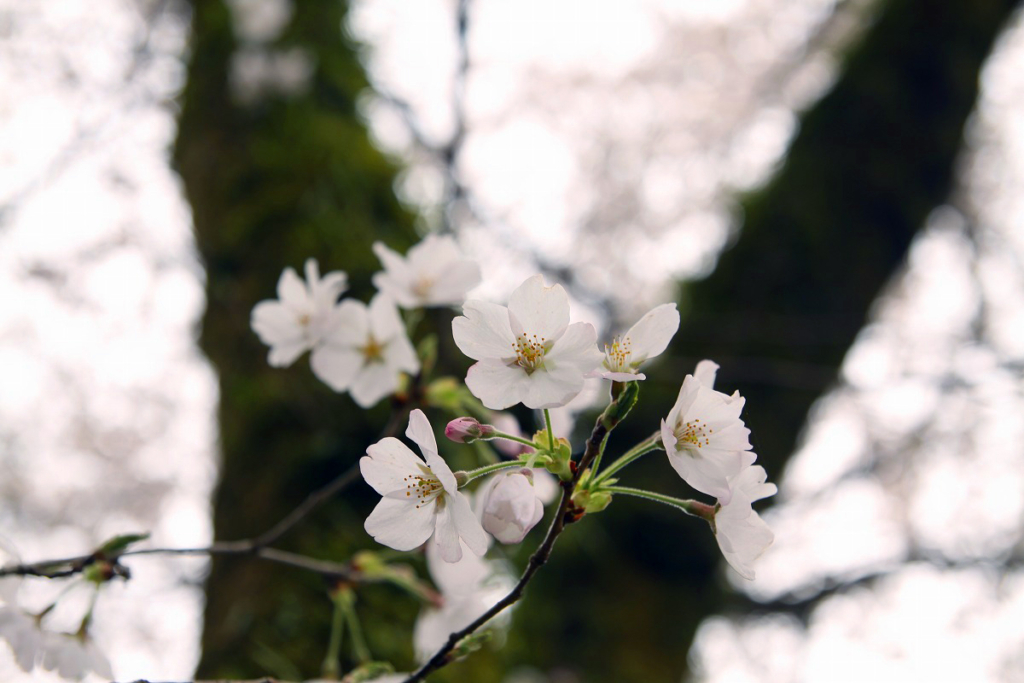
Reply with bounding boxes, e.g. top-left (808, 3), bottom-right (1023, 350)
top-left (173, 0), bottom-right (1022, 681)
